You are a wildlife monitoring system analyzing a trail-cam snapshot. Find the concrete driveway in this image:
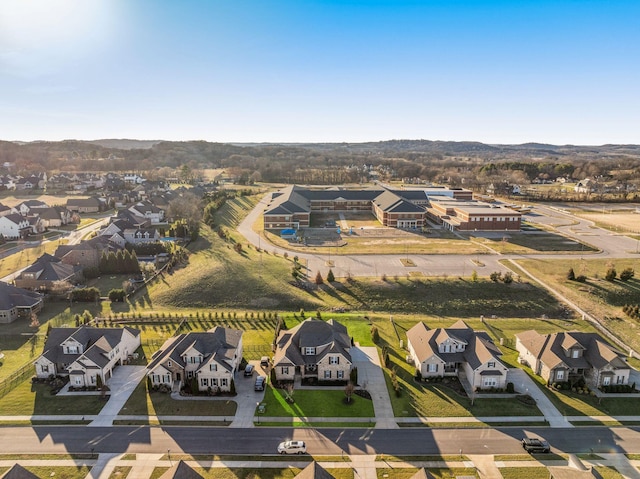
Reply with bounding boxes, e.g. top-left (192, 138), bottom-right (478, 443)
top-left (229, 361), bottom-right (267, 428)
top-left (351, 346), bottom-right (397, 429)
top-left (89, 366), bottom-right (147, 427)
top-left (508, 368), bottom-right (571, 428)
